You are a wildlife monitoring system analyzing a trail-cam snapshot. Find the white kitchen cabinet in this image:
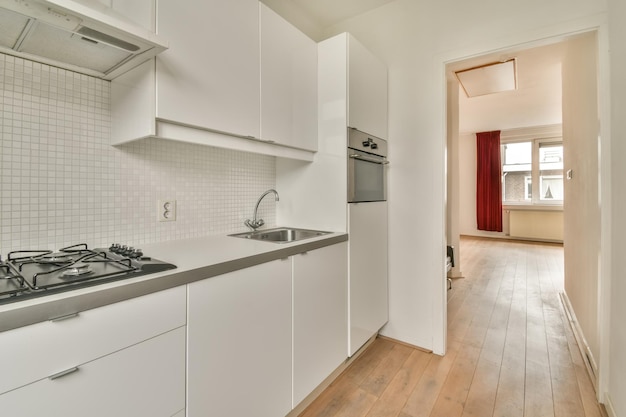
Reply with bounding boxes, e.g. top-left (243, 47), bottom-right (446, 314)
top-left (0, 285), bottom-right (186, 395)
top-left (348, 202), bottom-right (389, 355)
top-left (260, 3), bottom-right (318, 151)
top-left (157, 0), bottom-right (260, 138)
top-left (293, 242), bottom-right (348, 406)
top-left (347, 34), bottom-right (388, 139)
top-left (277, 32), bottom-right (388, 229)
top-left (278, 32), bottom-right (389, 357)
top-left (187, 259), bottom-right (293, 417)
top-left (111, 0), bottom-right (317, 160)
top-left (0, 327), bottom-right (186, 417)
